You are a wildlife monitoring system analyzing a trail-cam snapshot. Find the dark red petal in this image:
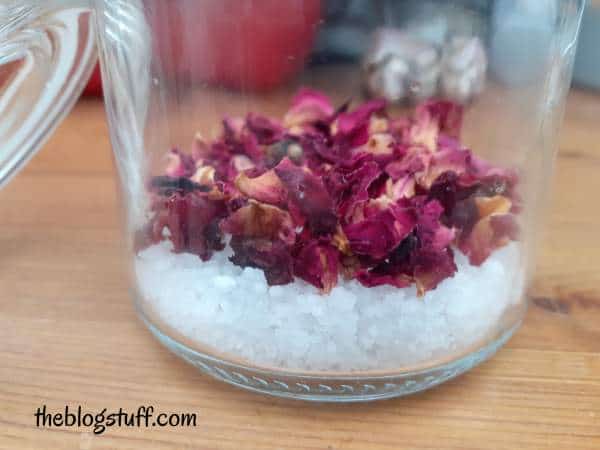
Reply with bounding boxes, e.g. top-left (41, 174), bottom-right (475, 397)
top-left (293, 132), bottom-right (334, 166)
top-left (229, 237), bottom-right (293, 285)
top-left (190, 165), bottom-right (216, 187)
top-left (401, 199), bottom-right (458, 294)
top-left (284, 88), bottom-right (335, 128)
top-left (159, 192), bottom-right (227, 260)
top-left (447, 197), bottom-right (479, 234)
top-left (220, 200), bottom-right (296, 245)
top-left (427, 171), bottom-right (461, 213)
top-left (356, 270), bottom-right (412, 289)
top-left (415, 100), bottom-right (464, 139)
top-left (234, 169), bottom-right (287, 206)
top-left (293, 241), bottom-right (339, 292)
top-left (191, 133), bottom-right (211, 160)
top-left (415, 199), bottom-right (456, 250)
top-left (355, 234), bottom-right (417, 288)
top-left (412, 247), bottom-right (457, 295)
top-left (165, 149), bottom-right (196, 178)
top-left (458, 196), bottom-right (515, 265)
top-left (165, 194), bottom-right (189, 252)
top-left (326, 157), bottom-right (383, 222)
top-left (221, 117), bottom-right (264, 163)
top-left (149, 176), bottom-right (209, 196)
top-left (335, 99), bottom-right (387, 148)
top-left (388, 175), bottom-right (417, 201)
top-left (344, 205), bottom-right (416, 260)
top-left (421, 148), bottom-right (471, 189)
top-left (352, 132), bottom-right (398, 167)
top-left (491, 214), bottom-right (519, 241)
top-left (385, 147), bottom-right (428, 181)
top-left (274, 158), bottom-right (337, 235)
top-left (245, 113), bottom-right (284, 145)
top-left (223, 116), bottom-right (245, 139)
top-left (406, 101), bottom-right (463, 152)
